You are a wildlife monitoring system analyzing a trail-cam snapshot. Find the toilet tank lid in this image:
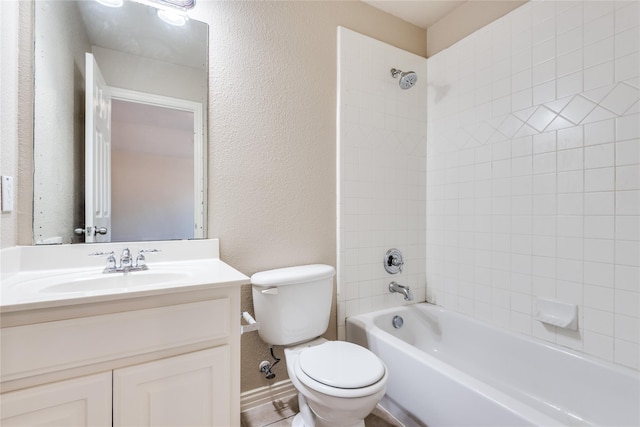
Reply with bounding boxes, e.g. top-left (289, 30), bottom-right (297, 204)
top-left (251, 264), bottom-right (335, 287)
